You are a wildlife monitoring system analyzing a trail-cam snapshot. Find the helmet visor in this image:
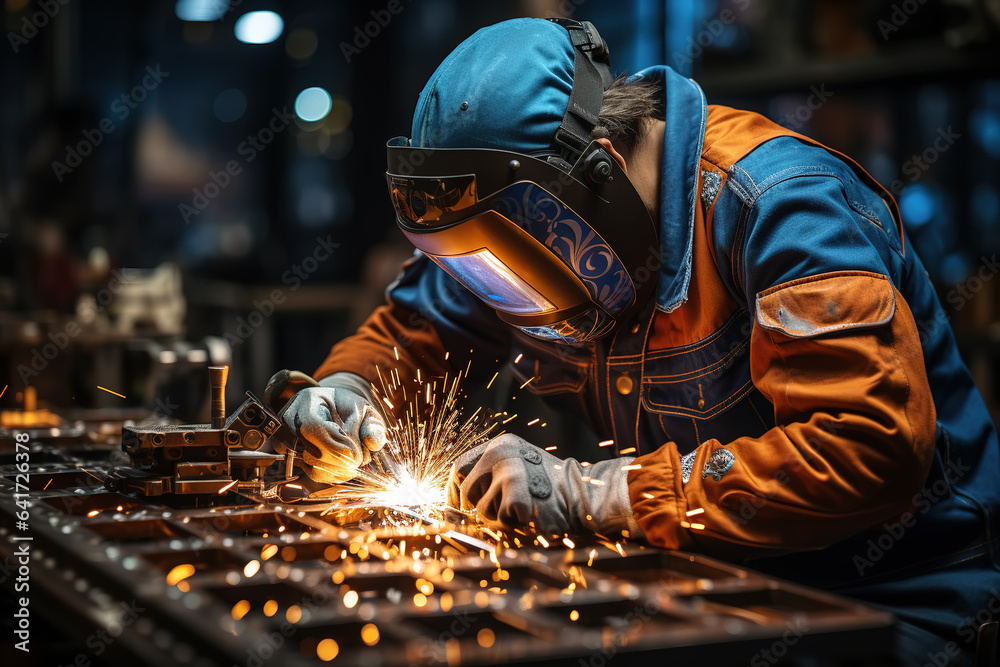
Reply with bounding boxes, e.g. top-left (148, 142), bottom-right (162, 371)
top-left (430, 250), bottom-right (555, 315)
top-left (389, 175), bottom-right (635, 318)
